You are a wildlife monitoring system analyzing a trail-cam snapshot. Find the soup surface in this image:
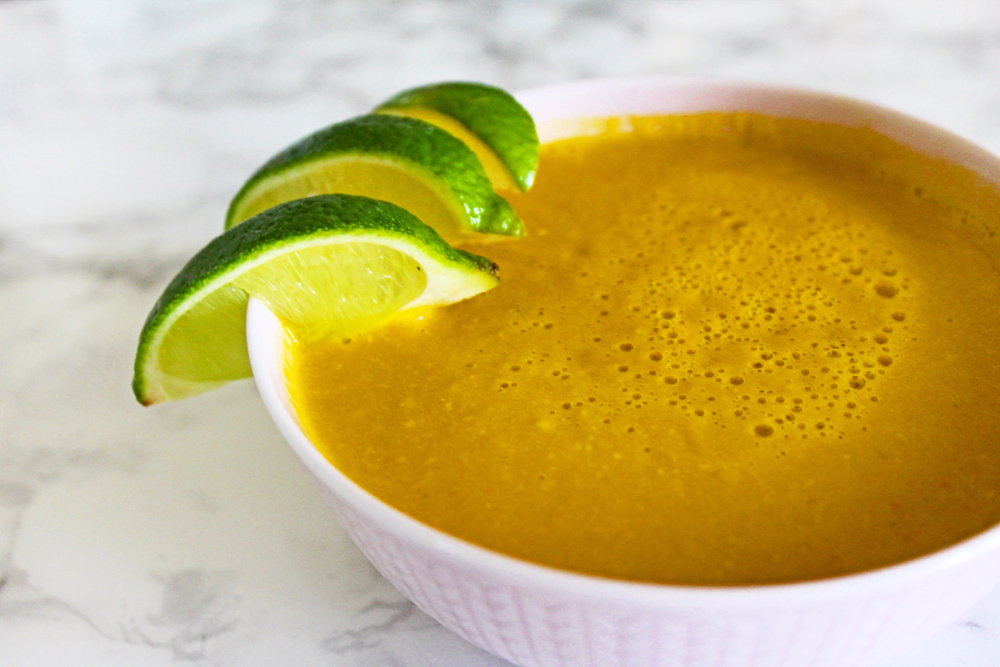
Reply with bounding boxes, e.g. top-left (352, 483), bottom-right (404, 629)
top-left (288, 113), bottom-right (1000, 585)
